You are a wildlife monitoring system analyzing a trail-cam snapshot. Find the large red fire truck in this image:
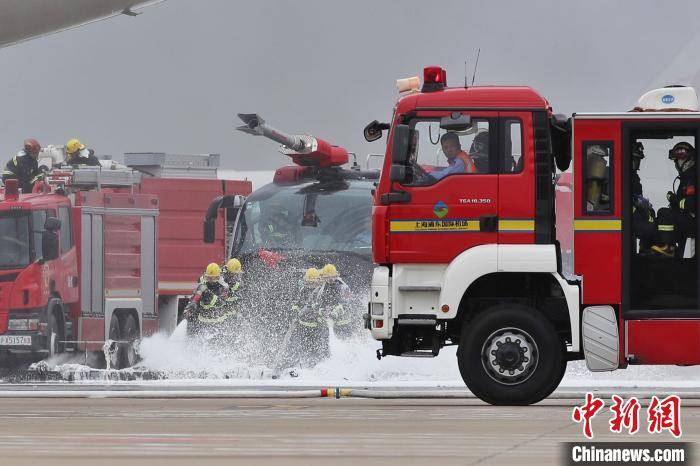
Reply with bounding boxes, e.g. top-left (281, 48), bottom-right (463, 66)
top-left (368, 66), bottom-right (700, 405)
top-left (0, 155), bottom-right (250, 368)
